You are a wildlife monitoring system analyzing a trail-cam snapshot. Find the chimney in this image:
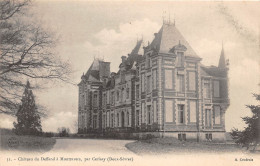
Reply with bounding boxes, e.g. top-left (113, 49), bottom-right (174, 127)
top-left (121, 56), bottom-right (127, 63)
